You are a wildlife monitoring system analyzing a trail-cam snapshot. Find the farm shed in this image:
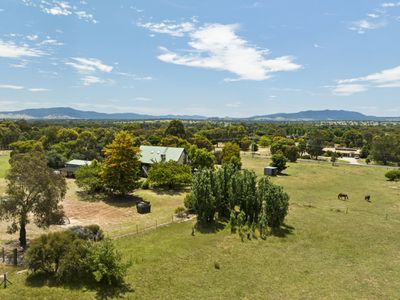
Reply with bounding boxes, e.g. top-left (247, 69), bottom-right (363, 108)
top-left (139, 145), bottom-right (188, 177)
top-left (63, 159), bottom-right (92, 177)
top-left (264, 166), bottom-right (278, 176)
